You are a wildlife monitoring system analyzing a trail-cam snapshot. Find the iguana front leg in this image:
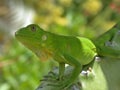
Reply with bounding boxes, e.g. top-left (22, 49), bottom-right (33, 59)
top-left (61, 53), bottom-right (82, 89)
top-left (47, 54), bottom-right (82, 89)
top-left (59, 63), bottom-right (65, 80)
